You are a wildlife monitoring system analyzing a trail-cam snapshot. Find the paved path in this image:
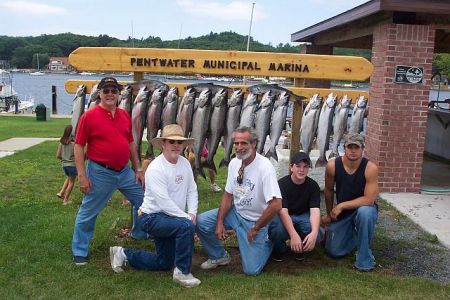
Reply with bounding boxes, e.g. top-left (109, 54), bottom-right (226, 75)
top-left (0, 137), bottom-right (59, 158)
top-left (382, 193), bottom-right (450, 248)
